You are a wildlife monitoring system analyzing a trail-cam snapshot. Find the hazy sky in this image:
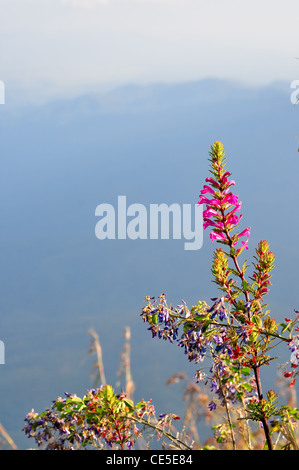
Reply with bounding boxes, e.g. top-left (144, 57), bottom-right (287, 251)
top-left (1, 0), bottom-right (299, 102)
